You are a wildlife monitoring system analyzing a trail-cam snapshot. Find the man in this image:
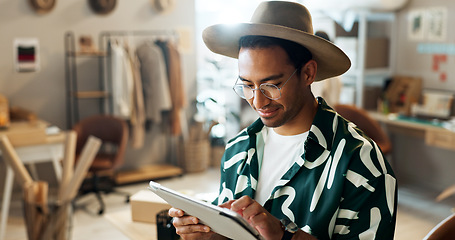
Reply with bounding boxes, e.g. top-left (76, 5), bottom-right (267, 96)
top-left (169, 1), bottom-right (397, 240)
